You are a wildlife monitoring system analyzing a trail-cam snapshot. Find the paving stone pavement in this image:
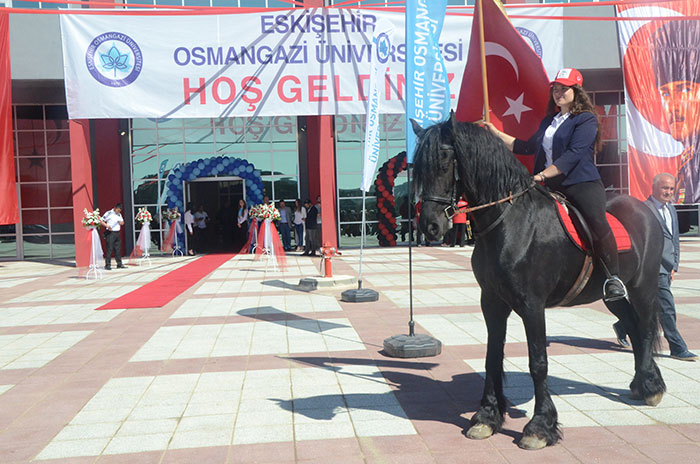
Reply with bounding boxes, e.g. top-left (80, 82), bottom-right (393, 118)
top-left (1, 242), bottom-right (699, 463)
